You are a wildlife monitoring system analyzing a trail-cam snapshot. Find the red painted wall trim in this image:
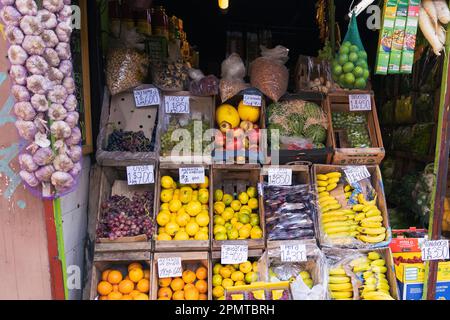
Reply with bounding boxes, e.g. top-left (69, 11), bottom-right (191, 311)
top-left (43, 200), bottom-right (65, 300)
